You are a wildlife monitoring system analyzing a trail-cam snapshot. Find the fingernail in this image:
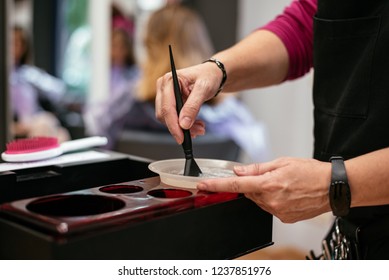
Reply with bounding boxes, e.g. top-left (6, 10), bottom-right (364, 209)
top-left (181, 117), bottom-right (192, 129)
top-left (234, 165), bottom-right (245, 174)
top-left (197, 183), bottom-right (207, 190)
